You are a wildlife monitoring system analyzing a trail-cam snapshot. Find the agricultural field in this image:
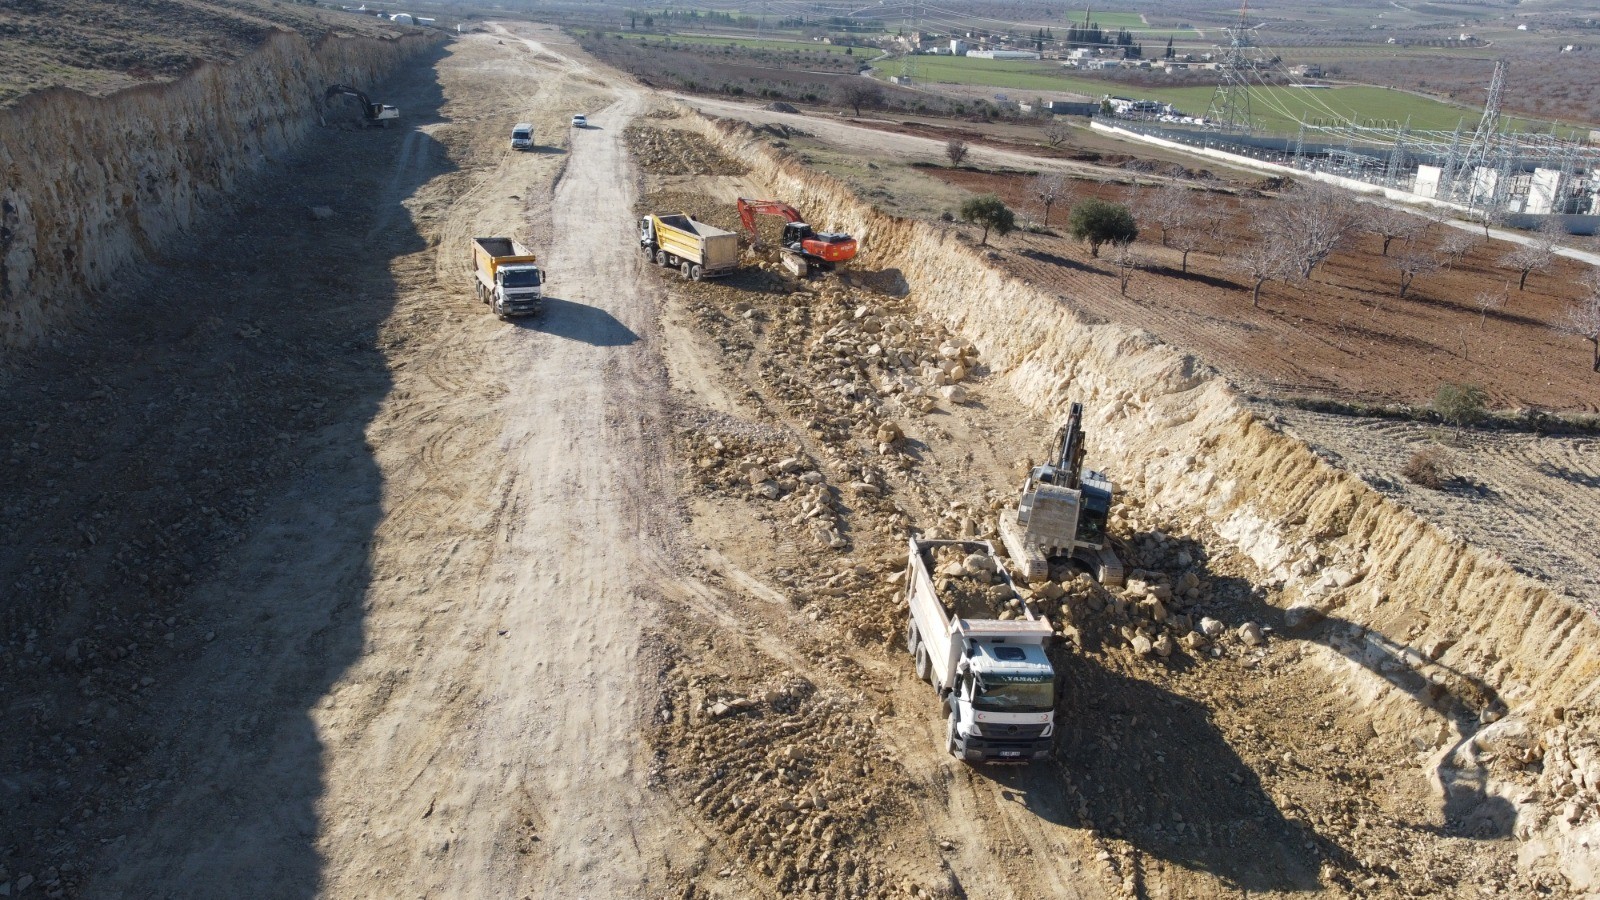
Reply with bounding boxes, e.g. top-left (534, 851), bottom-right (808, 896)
top-left (574, 30), bottom-right (863, 55)
top-left (898, 55), bottom-right (1569, 133)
